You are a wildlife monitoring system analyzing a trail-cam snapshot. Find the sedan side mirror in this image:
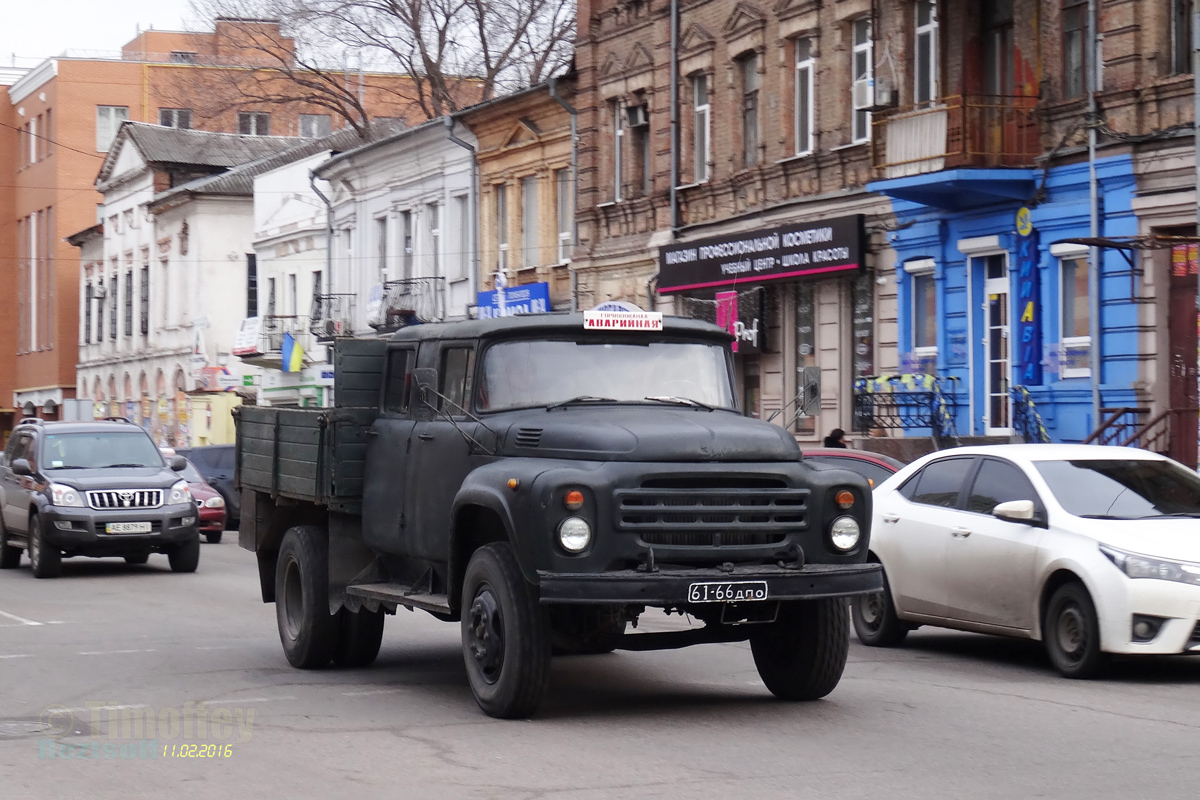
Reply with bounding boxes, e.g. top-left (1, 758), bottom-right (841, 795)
top-left (993, 499), bottom-right (1035, 523)
top-left (170, 456), bottom-right (187, 472)
top-left (10, 458), bottom-right (31, 477)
